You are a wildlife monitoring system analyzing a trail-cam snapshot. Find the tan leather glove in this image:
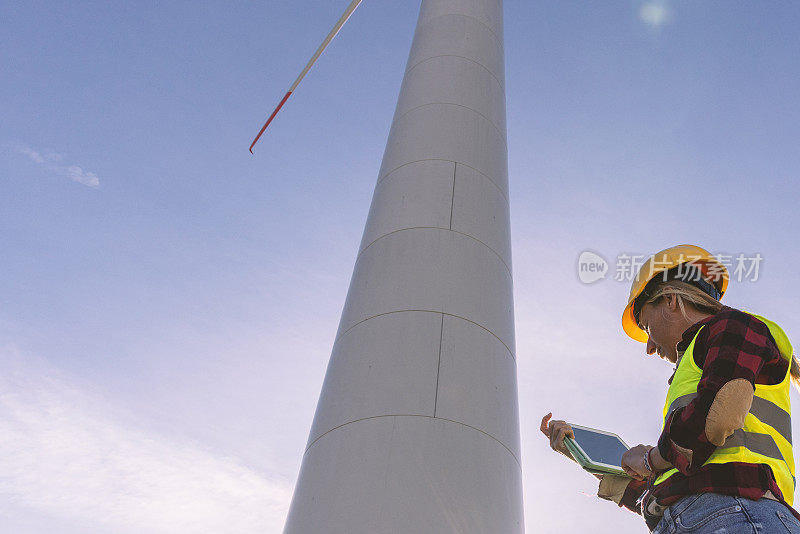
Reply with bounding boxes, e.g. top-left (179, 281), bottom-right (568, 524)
top-left (597, 474), bottom-right (632, 505)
